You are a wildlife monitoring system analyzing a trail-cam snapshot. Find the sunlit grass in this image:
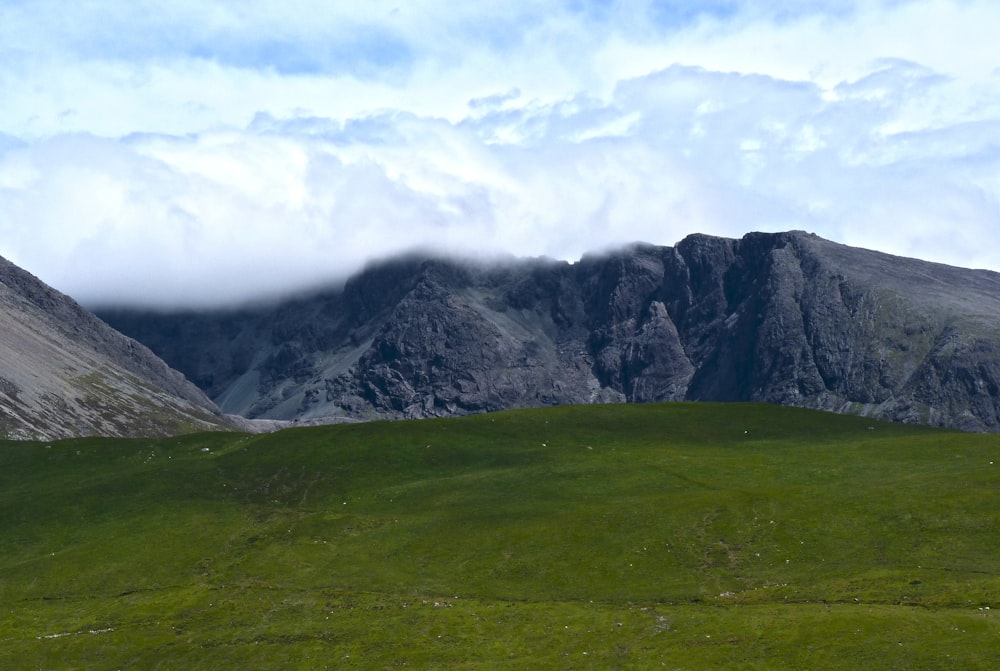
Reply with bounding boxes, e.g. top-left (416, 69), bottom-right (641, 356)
top-left (2, 402), bottom-right (999, 669)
